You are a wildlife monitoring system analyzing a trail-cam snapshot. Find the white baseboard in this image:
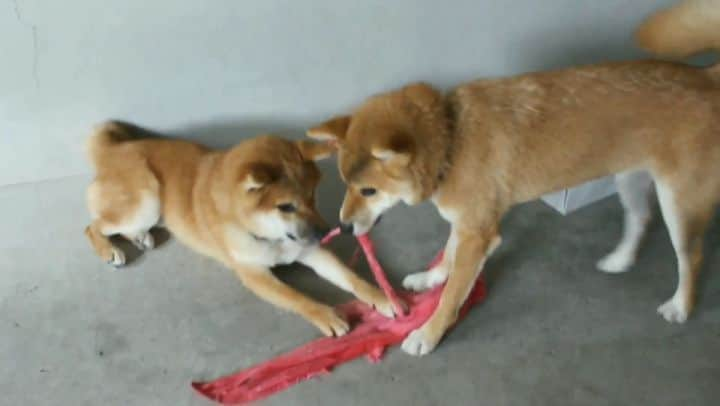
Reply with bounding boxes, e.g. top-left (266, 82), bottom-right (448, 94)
top-left (541, 176), bottom-right (617, 215)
